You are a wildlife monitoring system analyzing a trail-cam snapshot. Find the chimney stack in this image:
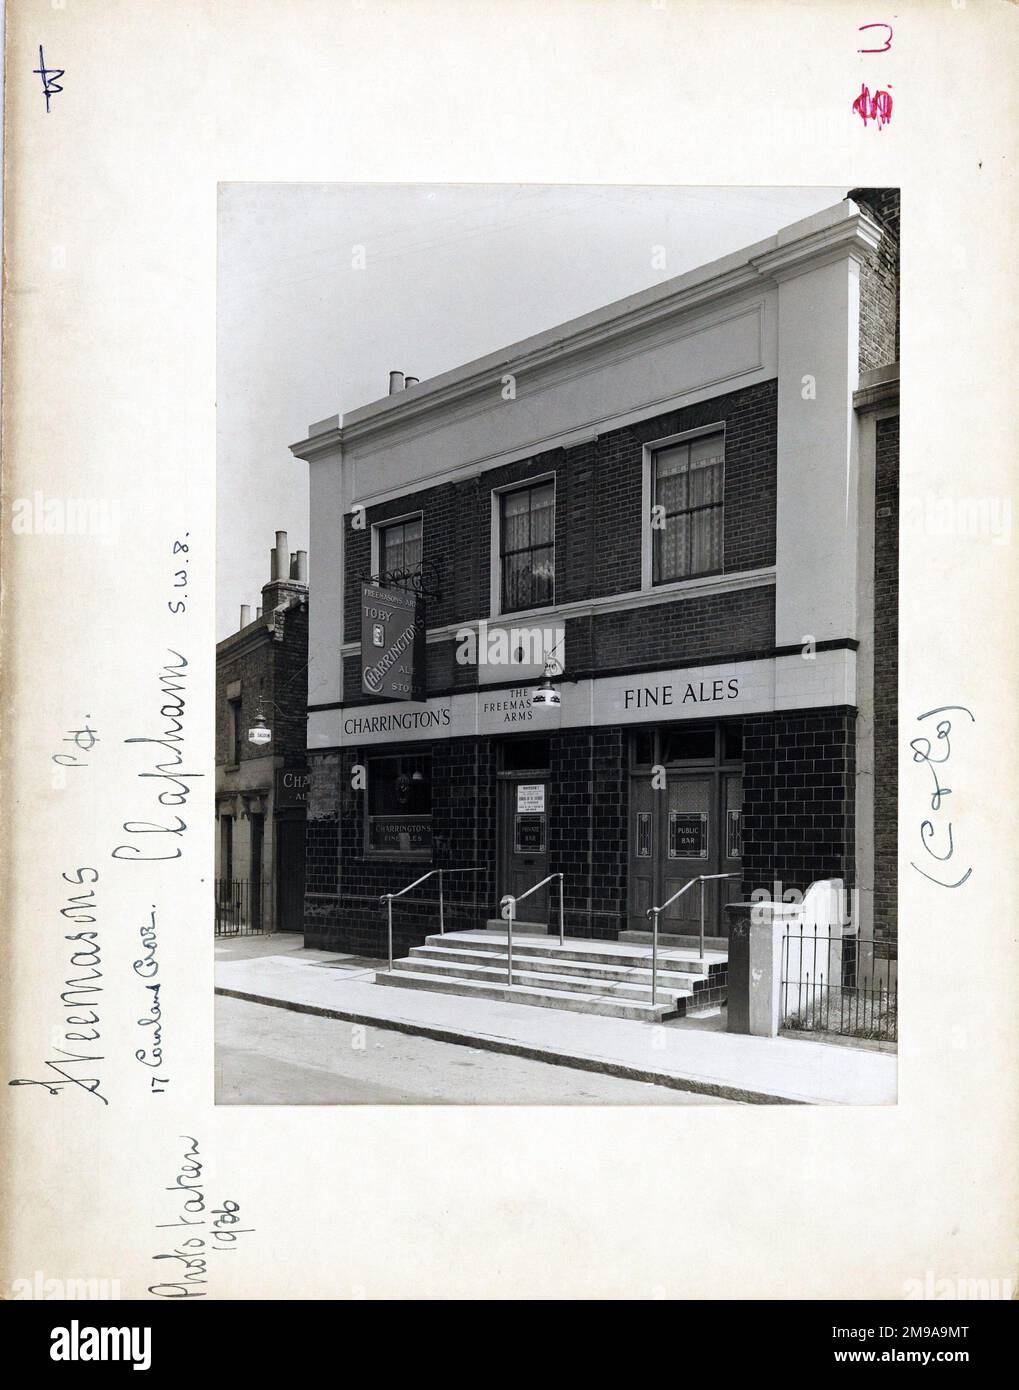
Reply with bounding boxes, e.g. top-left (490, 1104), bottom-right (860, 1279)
top-left (239, 604), bottom-right (251, 629)
top-left (388, 370), bottom-right (405, 395)
top-left (261, 528), bottom-right (309, 619)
